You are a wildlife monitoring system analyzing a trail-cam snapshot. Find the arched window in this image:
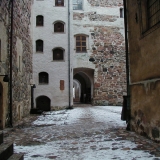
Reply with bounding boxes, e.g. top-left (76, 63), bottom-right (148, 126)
top-left (55, 0), bottom-right (64, 6)
top-left (36, 40), bottom-right (43, 52)
top-left (54, 22), bottom-right (64, 32)
top-left (53, 48), bottom-right (64, 61)
top-left (36, 15), bottom-right (44, 26)
top-left (75, 35), bottom-right (87, 52)
top-left (39, 72), bottom-right (49, 84)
